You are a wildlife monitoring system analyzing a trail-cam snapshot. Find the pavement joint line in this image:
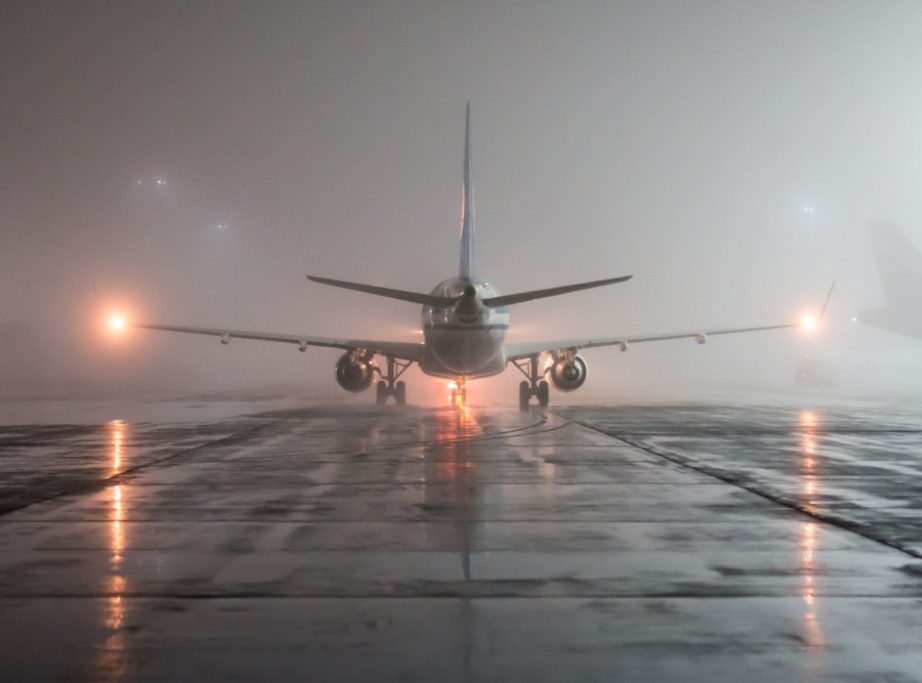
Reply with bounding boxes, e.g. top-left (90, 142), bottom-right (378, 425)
top-left (0, 591), bottom-right (918, 600)
top-left (572, 419), bottom-right (922, 562)
top-left (0, 518), bottom-right (804, 525)
top-left (0, 422), bottom-right (274, 518)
